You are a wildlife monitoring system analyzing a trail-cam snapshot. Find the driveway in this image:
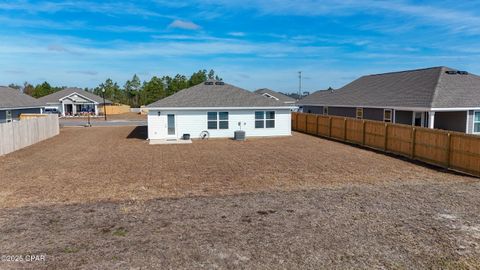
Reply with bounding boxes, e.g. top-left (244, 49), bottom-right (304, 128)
top-left (60, 112), bottom-right (147, 126)
top-left (60, 119), bottom-right (147, 127)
